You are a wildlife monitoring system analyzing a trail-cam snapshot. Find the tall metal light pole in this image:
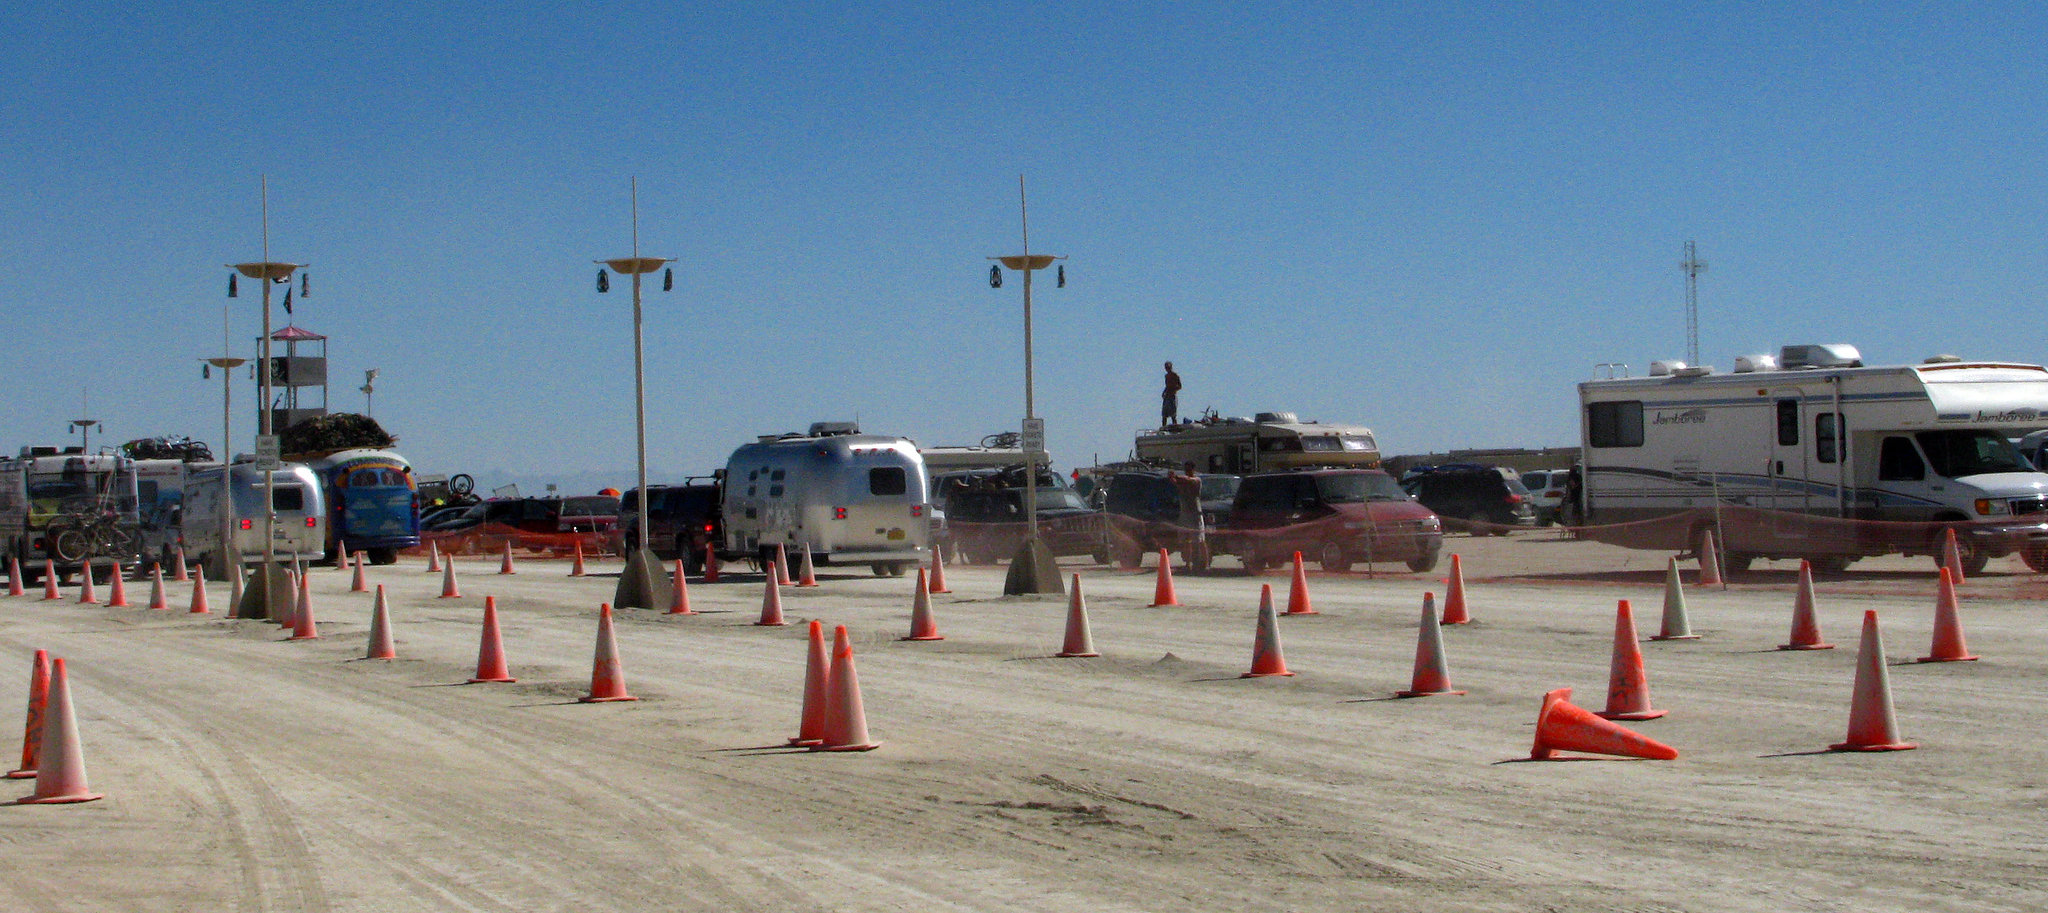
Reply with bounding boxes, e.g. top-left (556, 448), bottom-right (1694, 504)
top-left (227, 176), bottom-right (304, 616)
top-left (988, 176), bottom-right (1066, 596)
top-left (202, 280), bottom-right (249, 580)
top-left (596, 177), bottom-right (676, 610)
